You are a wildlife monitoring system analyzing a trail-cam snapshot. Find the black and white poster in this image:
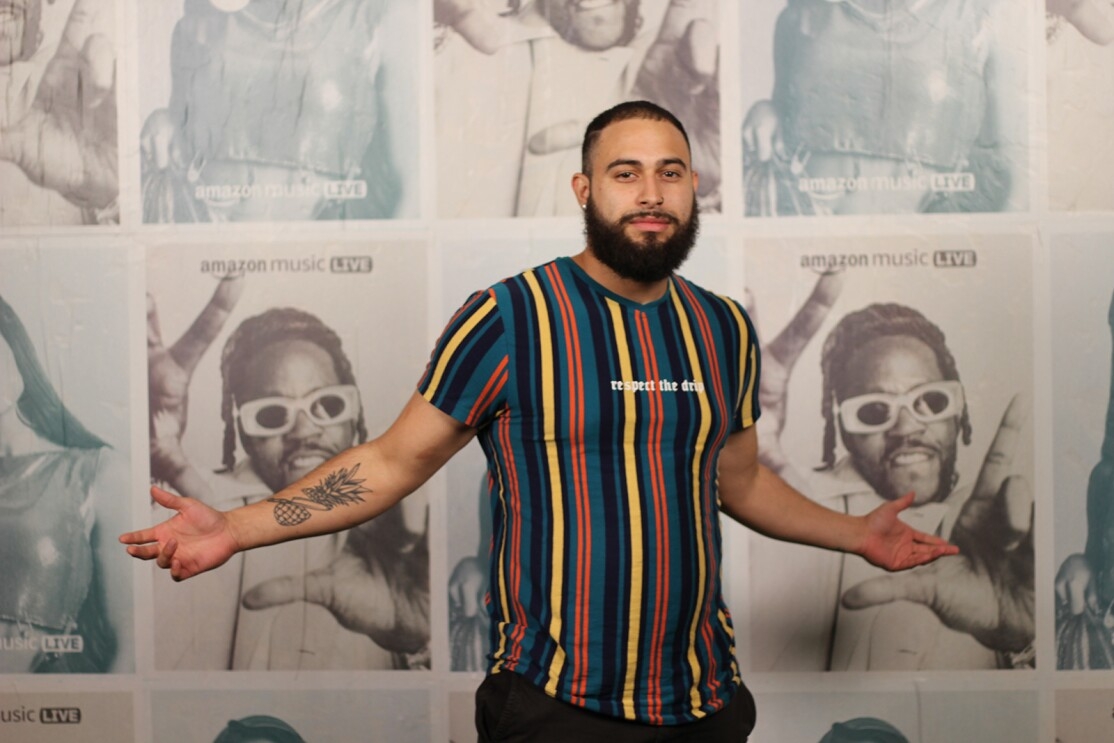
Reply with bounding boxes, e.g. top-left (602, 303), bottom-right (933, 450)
top-left (137, 0), bottom-right (420, 223)
top-left (740, 234), bottom-right (1034, 671)
top-left (0, 243), bottom-right (134, 674)
top-left (740, 0), bottom-right (1029, 216)
top-left (146, 240), bottom-right (430, 670)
